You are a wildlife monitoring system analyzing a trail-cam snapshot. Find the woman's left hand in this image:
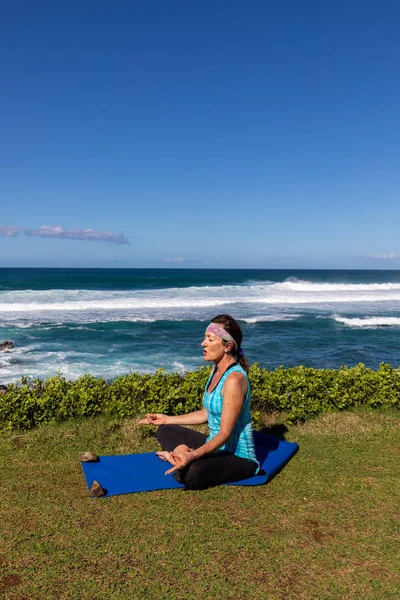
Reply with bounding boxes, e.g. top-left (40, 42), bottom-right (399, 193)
top-left (165, 451), bottom-right (196, 475)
